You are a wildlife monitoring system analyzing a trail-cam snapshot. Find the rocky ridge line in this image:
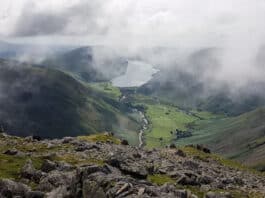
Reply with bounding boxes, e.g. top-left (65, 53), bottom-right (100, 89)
top-left (0, 133), bottom-right (264, 198)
